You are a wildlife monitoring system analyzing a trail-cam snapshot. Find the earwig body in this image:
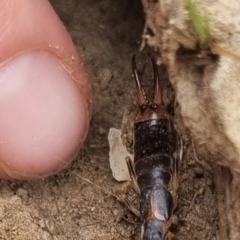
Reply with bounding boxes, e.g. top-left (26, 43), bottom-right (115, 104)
top-left (129, 55), bottom-right (177, 240)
